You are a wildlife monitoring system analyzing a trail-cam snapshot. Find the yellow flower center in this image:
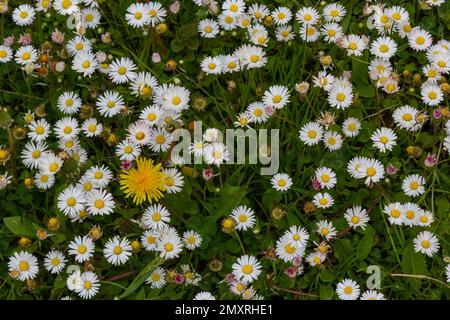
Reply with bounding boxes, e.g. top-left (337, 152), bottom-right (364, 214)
top-left (239, 214), bottom-right (247, 223)
top-left (321, 228), bottom-right (329, 236)
top-left (75, 42), bottom-right (84, 51)
top-left (392, 12), bottom-right (401, 21)
top-left (420, 216), bottom-right (428, 223)
top-left (94, 171), bottom-right (103, 179)
top-left (328, 137), bottom-right (336, 145)
top-left (147, 235), bottom-right (156, 244)
top-left (88, 124), bottom-right (97, 133)
top-left (164, 243), bottom-right (173, 252)
top-left (165, 176), bottom-right (174, 187)
top-left (229, 4), bottom-right (238, 12)
top-left (336, 93), bottom-right (346, 102)
top-left (136, 131), bottom-right (145, 140)
top-left (204, 26), bottom-right (212, 33)
top-left (328, 29), bottom-right (337, 37)
top-left (293, 234), bottom-right (300, 241)
top-left (19, 261), bottom-right (30, 271)
top-left (172, 96), bottom-right (181, 105)
top-left (253, 108), bottom-right (263, 117)
top-left (319, 198), bottom-right (328, 206)
top-left (344, 286), bottom-right (353, 294)
top-left (406, 210), bottom-right (415, 220)
top-left (49, 163), bottom-right (59, 173)
top-left (277, 12), bottom-right (286, 20)
top-left (351, 216), bottom-right (360, 224)
top-left (322, 174), bottom-right (330, 182)
top-left (348, 42), bottom-right (357, 50)
top-left (149, 9), bottom-right (157, 17)
top-left (22, 52), bottom-right (31, 60)
top-left (77, 245), bottom-right (87, 254)
top-left (107, 101), bottom-right (115, 108)
top-left (367, 167), bottom-right (376, 177)
top-left (84, 182), bottom-right (92, 191)
top-left (410, 181), bottom-right (419, 190)
top-left (285, 244), bottom-right (295, 254)
top-left (134, 12), bottom-right (142, 19)
top-left (304, 13), bottom-right (312, 21)
top-left (152, 212), bottom-right (161, 221)
top-left (422, 240), bottom-right (430, 249)
top-left (151, 273), bottom-right (161, 281)
top-left (117, 66), bottom-right (127, 75)
top-left (308, 130), bottom-right (317, 139)
top-left (225, 16), bottom-right (234, 24)
top-left (428, 91), bottom-right (437, 100)
top-left (250, 55), bottom-right (260, 63)
top-left (84, 281), bottom-right (92, 290)
top-left (330, 9), bottom-right (339, 17)
top-left (391, 209), bottom-right (401, 218)
top-left (212, 151), bottom-right (222, 159)
top-left (40, 175), bottom-right (49, 183)
top-left (94, 199), bottom-right (105, 209)
top-left (416, 36), bottom-right (425, 45)
top-left (379, 44), bottom-right (389, 53)
top-left (32, 150), bottom-right (41, 159)
top-left (402, 113), bottom-right (412, 121)
top-left (380, 136), bottom-right (389, 144)
top-left (0, 50), bottom-right (7, 58)
top-left (63, 126), bottom-right (72, 134)
top-left (124, 146), bottom-right (133, 154)
top-left (242, 265), bottom-right (253, 274)
top-left (67, 197), bottom-right (76, 207)
top-left (277, 179), bottom-right (286, 187)
top-left (113, 246), bottom-right (123, 255)
top-left (82, 61), bottom-right (91, 69)
top-left (380, 15), bottom-right (389, 23)
top-left (85, 13), bottom-right (94, 22)
top-left (51, 257), bottom-right (60, 266)
top-left (62, 0), bottom-right (72, 9)
top-left (20, 11), bottom-right (29, 19)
